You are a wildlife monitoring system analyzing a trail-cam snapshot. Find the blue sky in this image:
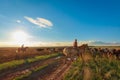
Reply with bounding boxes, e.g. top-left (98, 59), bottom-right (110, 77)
top-left (0, 0), bottom-right (120, 46)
